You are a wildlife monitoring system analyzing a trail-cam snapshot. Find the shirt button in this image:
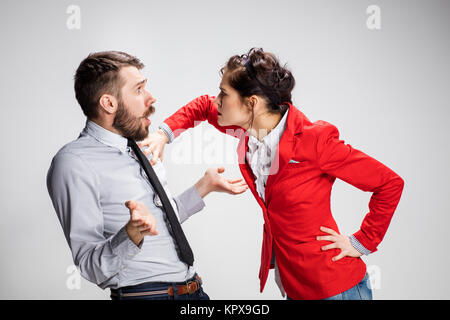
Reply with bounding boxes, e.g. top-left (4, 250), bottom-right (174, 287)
top-left (154, 194), bottom-right (162, 207)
